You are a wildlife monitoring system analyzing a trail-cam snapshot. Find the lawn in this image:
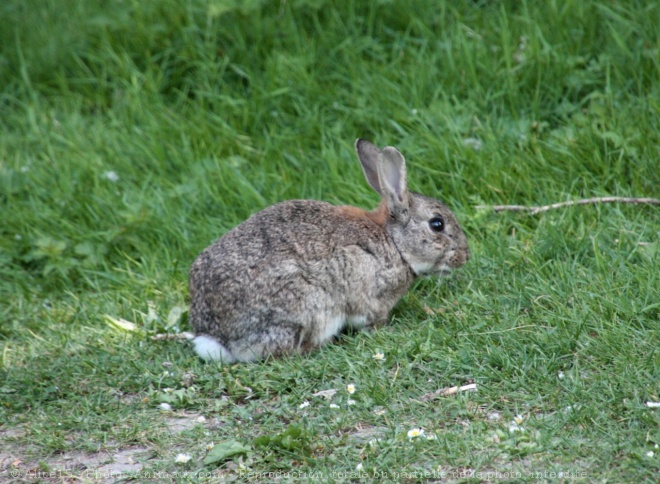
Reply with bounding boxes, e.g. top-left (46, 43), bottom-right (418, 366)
top-left (1, 0), bottom-right (659, 481)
